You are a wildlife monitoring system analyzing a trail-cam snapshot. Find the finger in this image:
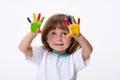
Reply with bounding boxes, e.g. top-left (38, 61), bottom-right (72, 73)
top-left (37, 29), bottom-right (42, 33)
top-left (67, 33), bottom-right (72, 38)
top-left (27, 17), bottom-right (31, 23)
top-left (71, 16), bottom-right (76, 24)
top-left (33, 13), bottom-right (37, 22)
top-left (68, 16), bottom-right (72, 24)
top-left (77, 18), bottom-right (80, 25)
top-left (39, 16), bottom-right (45, 25)
top-left (64, 19), bottom-right (70, 26)
top-left (67, 33), bottom-right (73, 38)
top-left (37, 13), bottom-right (41, 21)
